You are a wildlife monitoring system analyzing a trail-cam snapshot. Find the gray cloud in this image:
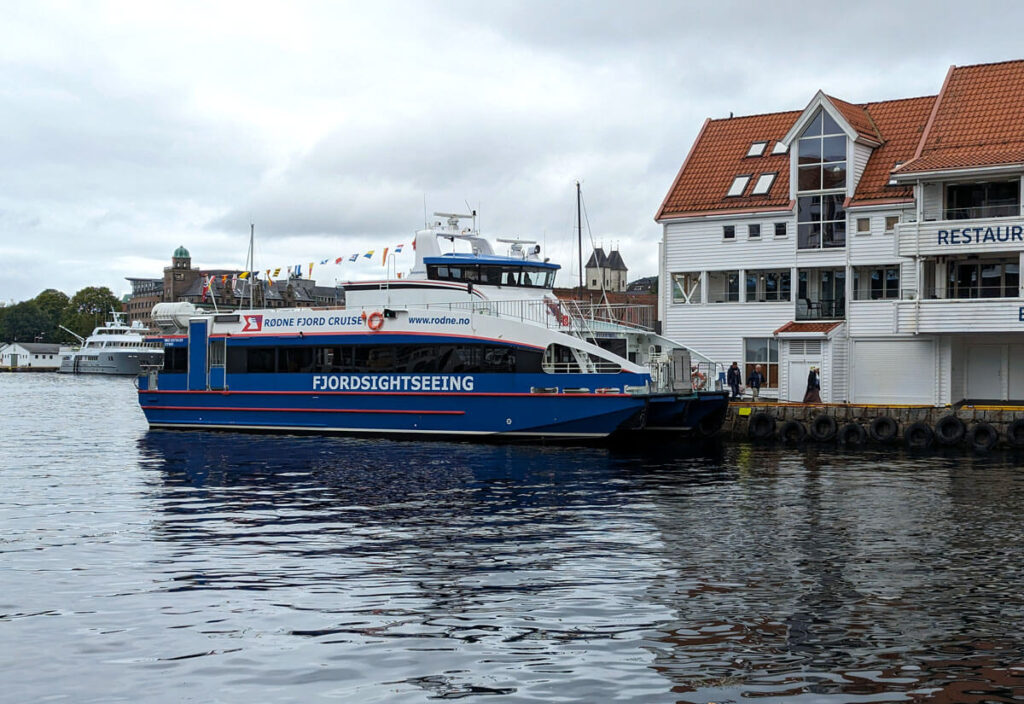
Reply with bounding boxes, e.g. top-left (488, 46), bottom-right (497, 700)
top-left (2, 0), bottom-right (1024, 301)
